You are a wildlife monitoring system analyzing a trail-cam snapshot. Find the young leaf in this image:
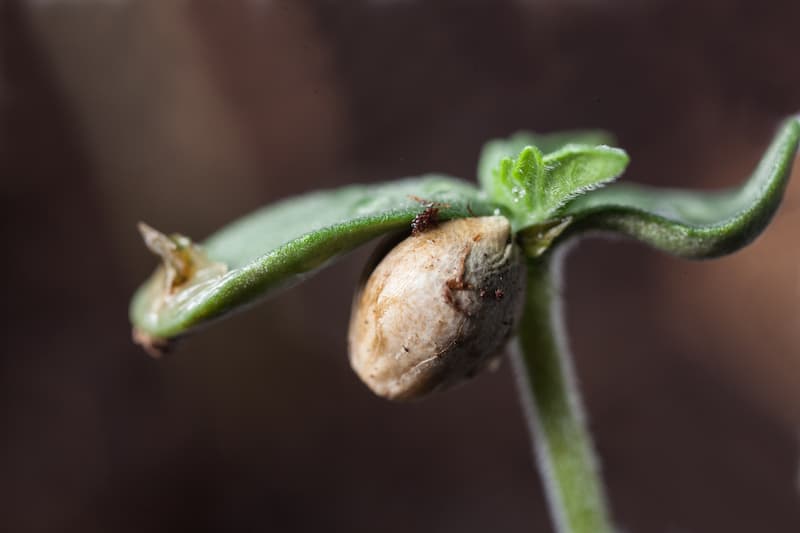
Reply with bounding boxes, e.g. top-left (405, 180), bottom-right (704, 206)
top-left (486, 146), bottom-right (546, 225)
top-left (485, 143), bottom-right (629, 231)
top-left (557, 117), bottom-right (800, 258)
top-left (478, 129), bottom-right (617, 193)
top-left (130, 176), bottom-right (497, 345)
top-left (543, 145), bottom-right (630, 213)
